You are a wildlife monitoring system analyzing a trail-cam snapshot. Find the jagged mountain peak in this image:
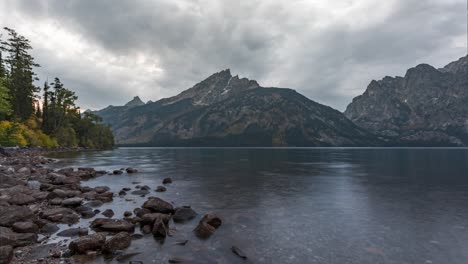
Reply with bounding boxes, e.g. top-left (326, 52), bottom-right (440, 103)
top-left (164, 69), bottom-right (260, 106)
top-left (125, 96), bottom-right (145, 107)
top-left (441, 55), bottom-right (468, 74)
